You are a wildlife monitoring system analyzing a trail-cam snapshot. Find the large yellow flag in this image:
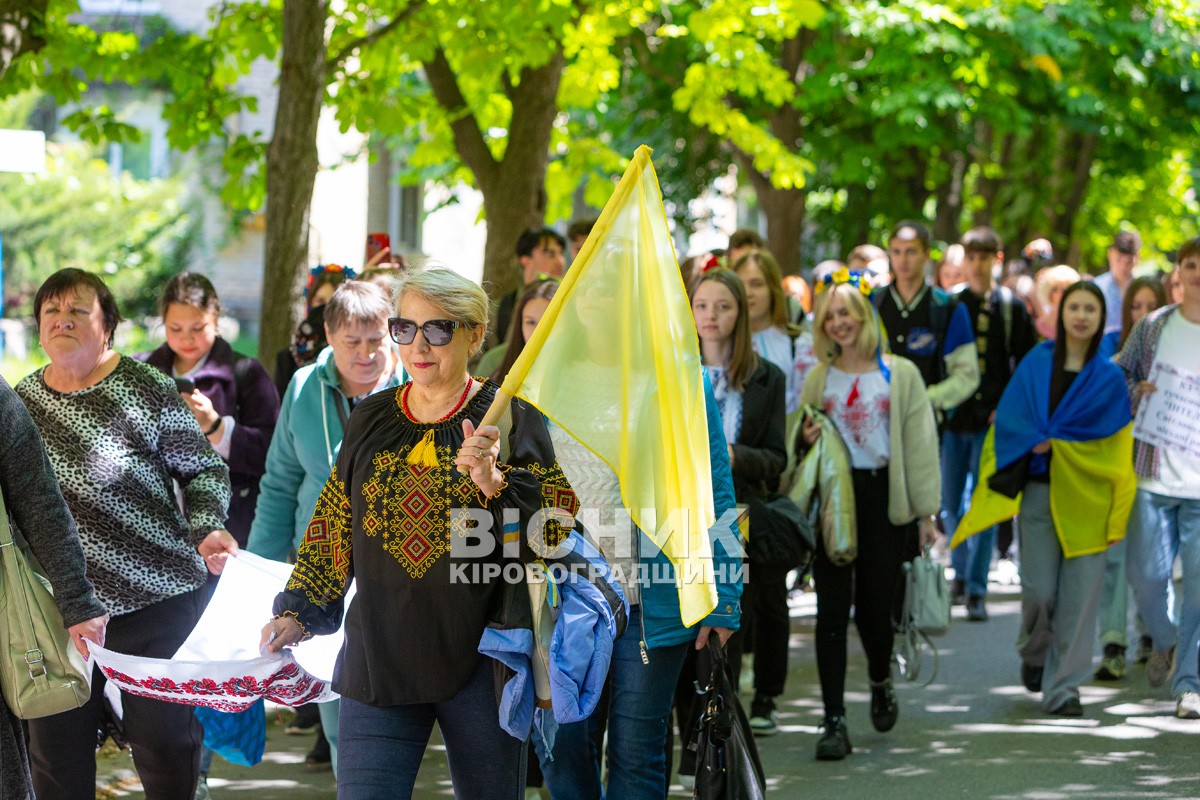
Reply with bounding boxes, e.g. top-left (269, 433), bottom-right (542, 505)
top-left (500, 145), bottom-right (717, 626)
